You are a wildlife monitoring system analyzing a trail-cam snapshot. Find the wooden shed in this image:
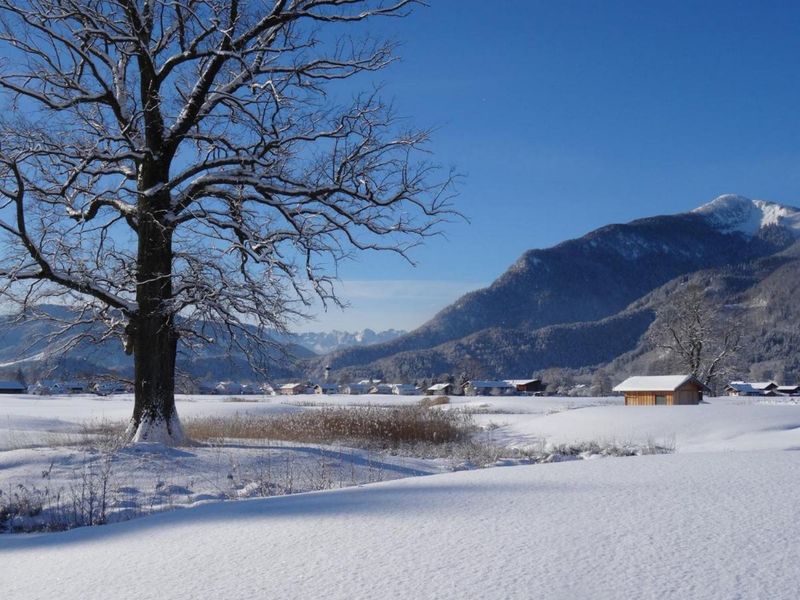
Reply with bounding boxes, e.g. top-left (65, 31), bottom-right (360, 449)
top-left (613, 375), bottom-right (710, 406)
top-left (504, 379), bottom-right (546, 394)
